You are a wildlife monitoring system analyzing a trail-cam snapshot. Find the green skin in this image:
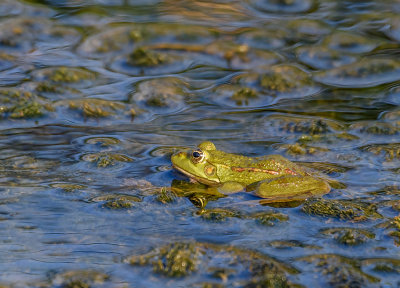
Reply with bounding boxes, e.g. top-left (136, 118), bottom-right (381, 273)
top-left (171, 141), bottom-right (330, 202)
